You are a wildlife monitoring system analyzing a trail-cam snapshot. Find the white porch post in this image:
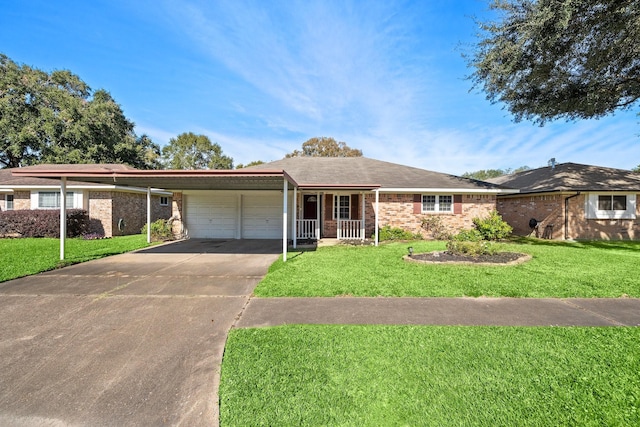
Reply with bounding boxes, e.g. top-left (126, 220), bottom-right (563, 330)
top-left (374, 189), bottom-right (379, 246)
top-left (59, 177), bottom-right (67, 260)
top-left (292, 187), bottom-right (297, 249)
top-left (282, 179), bottom-right (288, 262)
top-left (360, 192), bottom-right (365, 240)
top-left (146, 187), bottom-right (152, 244)
top-left (316, 191), bottom-right (321, 240)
